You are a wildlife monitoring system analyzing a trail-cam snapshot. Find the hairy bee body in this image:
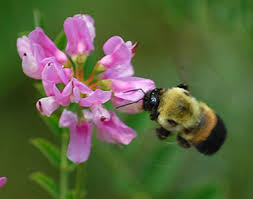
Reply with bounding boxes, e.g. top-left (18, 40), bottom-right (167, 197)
top-left (143, 84), bottom-right (227, 155)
